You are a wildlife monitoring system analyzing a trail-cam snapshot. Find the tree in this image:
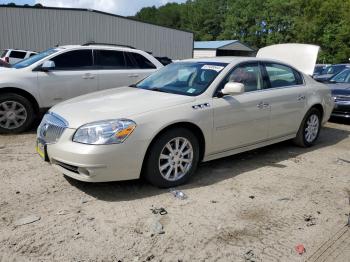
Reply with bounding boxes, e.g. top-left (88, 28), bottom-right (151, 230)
top-left (134, 0), bottom-right (350, 63)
